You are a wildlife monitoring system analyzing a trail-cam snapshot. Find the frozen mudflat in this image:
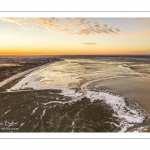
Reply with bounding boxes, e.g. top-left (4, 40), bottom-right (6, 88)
top-left (86, 90), bottom-right (147, 132)
top-left (1, 57), bottom-right (149, 132)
